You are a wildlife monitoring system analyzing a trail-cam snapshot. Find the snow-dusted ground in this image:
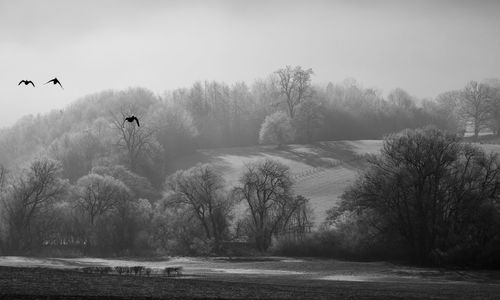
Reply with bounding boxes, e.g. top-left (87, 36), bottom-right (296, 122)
top-left (167, 140), bottom-right (385, 228)
top-left (210, 268), bottom-right (304, 275)
top-left (1, 256), bottom-right (499, 284)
